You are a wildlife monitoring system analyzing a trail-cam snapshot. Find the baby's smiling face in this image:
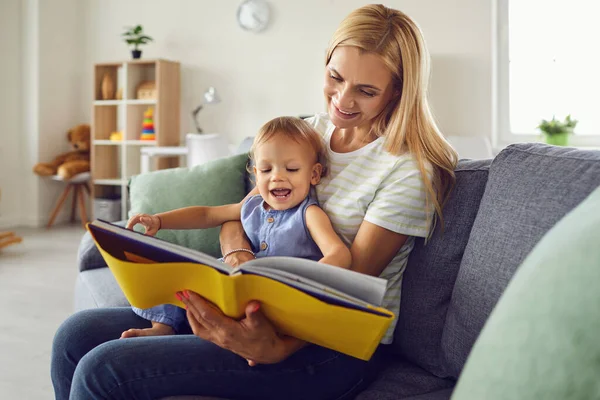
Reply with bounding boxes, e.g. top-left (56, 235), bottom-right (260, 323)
top-left (253, 133), bottom-right (322, 211)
